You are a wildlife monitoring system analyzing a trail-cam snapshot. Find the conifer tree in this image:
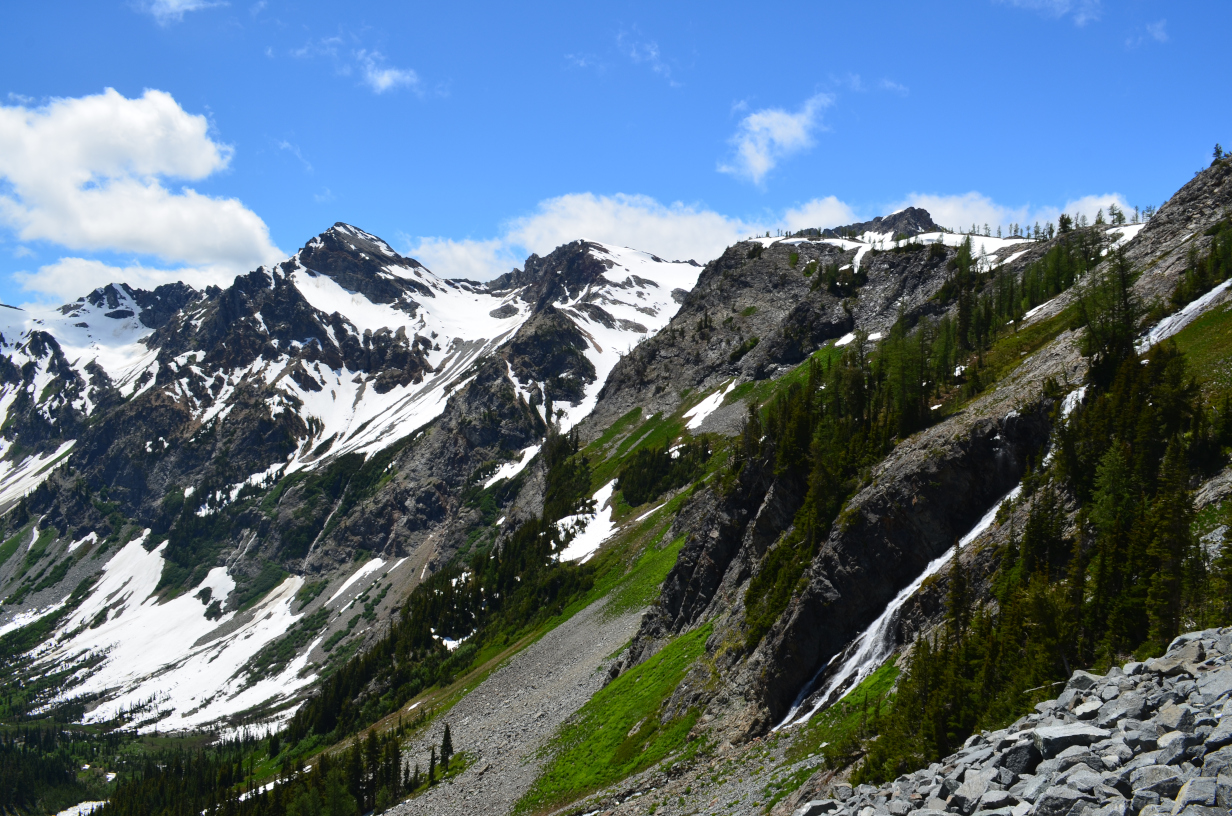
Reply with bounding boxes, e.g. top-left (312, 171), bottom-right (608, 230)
top-left (428, 746), bottom-right (436, 785)
top-left (441, 724), bottom-right (453, 771)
